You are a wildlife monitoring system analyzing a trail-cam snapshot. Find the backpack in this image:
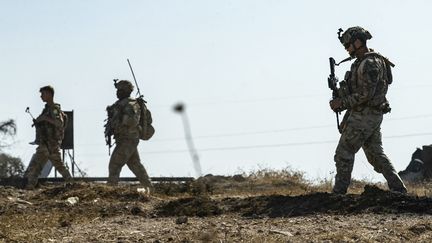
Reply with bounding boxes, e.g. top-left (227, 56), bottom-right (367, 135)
top-left (137, 97), bottom-right (155, 140)
top-left (361, 51), bottom-right (394, 84)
